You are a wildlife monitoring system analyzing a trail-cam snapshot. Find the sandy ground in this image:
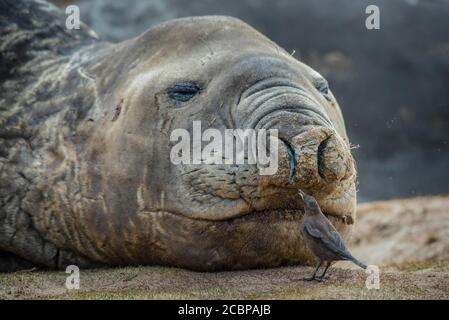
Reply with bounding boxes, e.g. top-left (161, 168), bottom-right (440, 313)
top-left (1, 195), bottom-right (448, 300)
